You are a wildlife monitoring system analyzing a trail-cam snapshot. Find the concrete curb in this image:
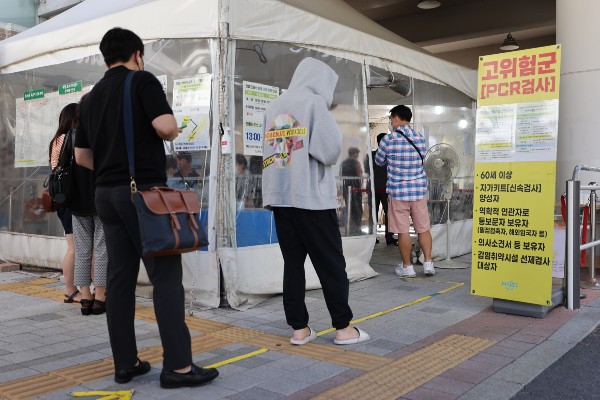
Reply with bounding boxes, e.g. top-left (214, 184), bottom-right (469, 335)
top-left (0, 262), bottom-right (20, 273)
